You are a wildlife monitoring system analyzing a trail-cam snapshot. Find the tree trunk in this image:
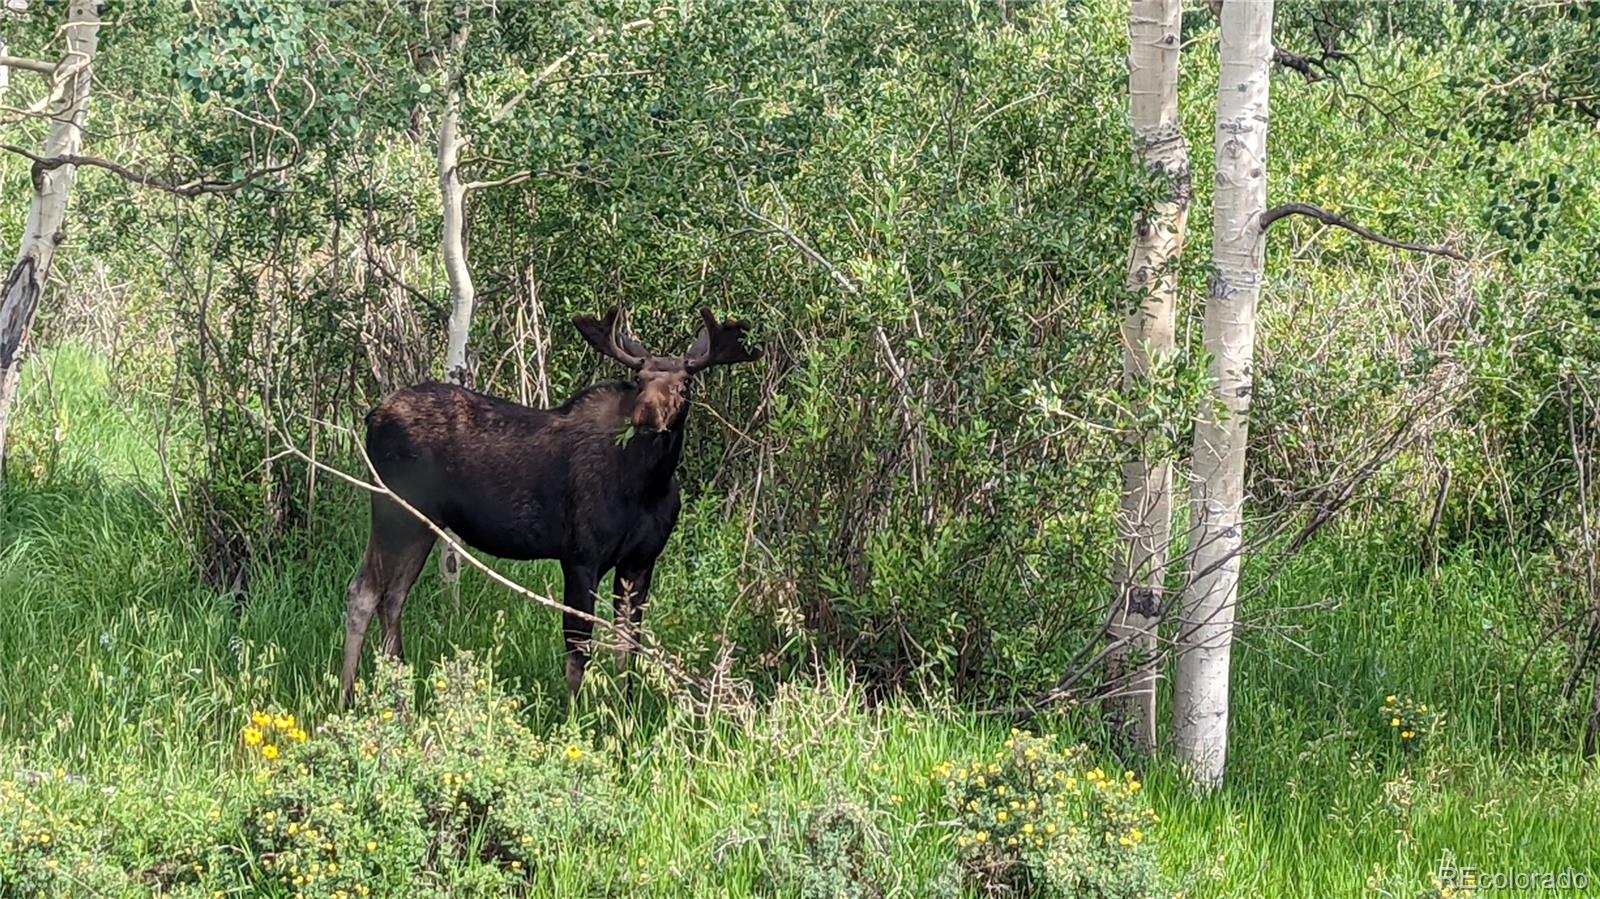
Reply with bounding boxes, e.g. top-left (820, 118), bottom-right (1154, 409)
top-left (0, 0), bottom-right (100, 470)
top-left (1172, 0), bottom-right (1273, 790)
top-left (1106, 0), bottom-right (1189, 757)
top-left (435, 23), bottom-right (472, 598)
top-left (438, 27), bottom-right (474, 389)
